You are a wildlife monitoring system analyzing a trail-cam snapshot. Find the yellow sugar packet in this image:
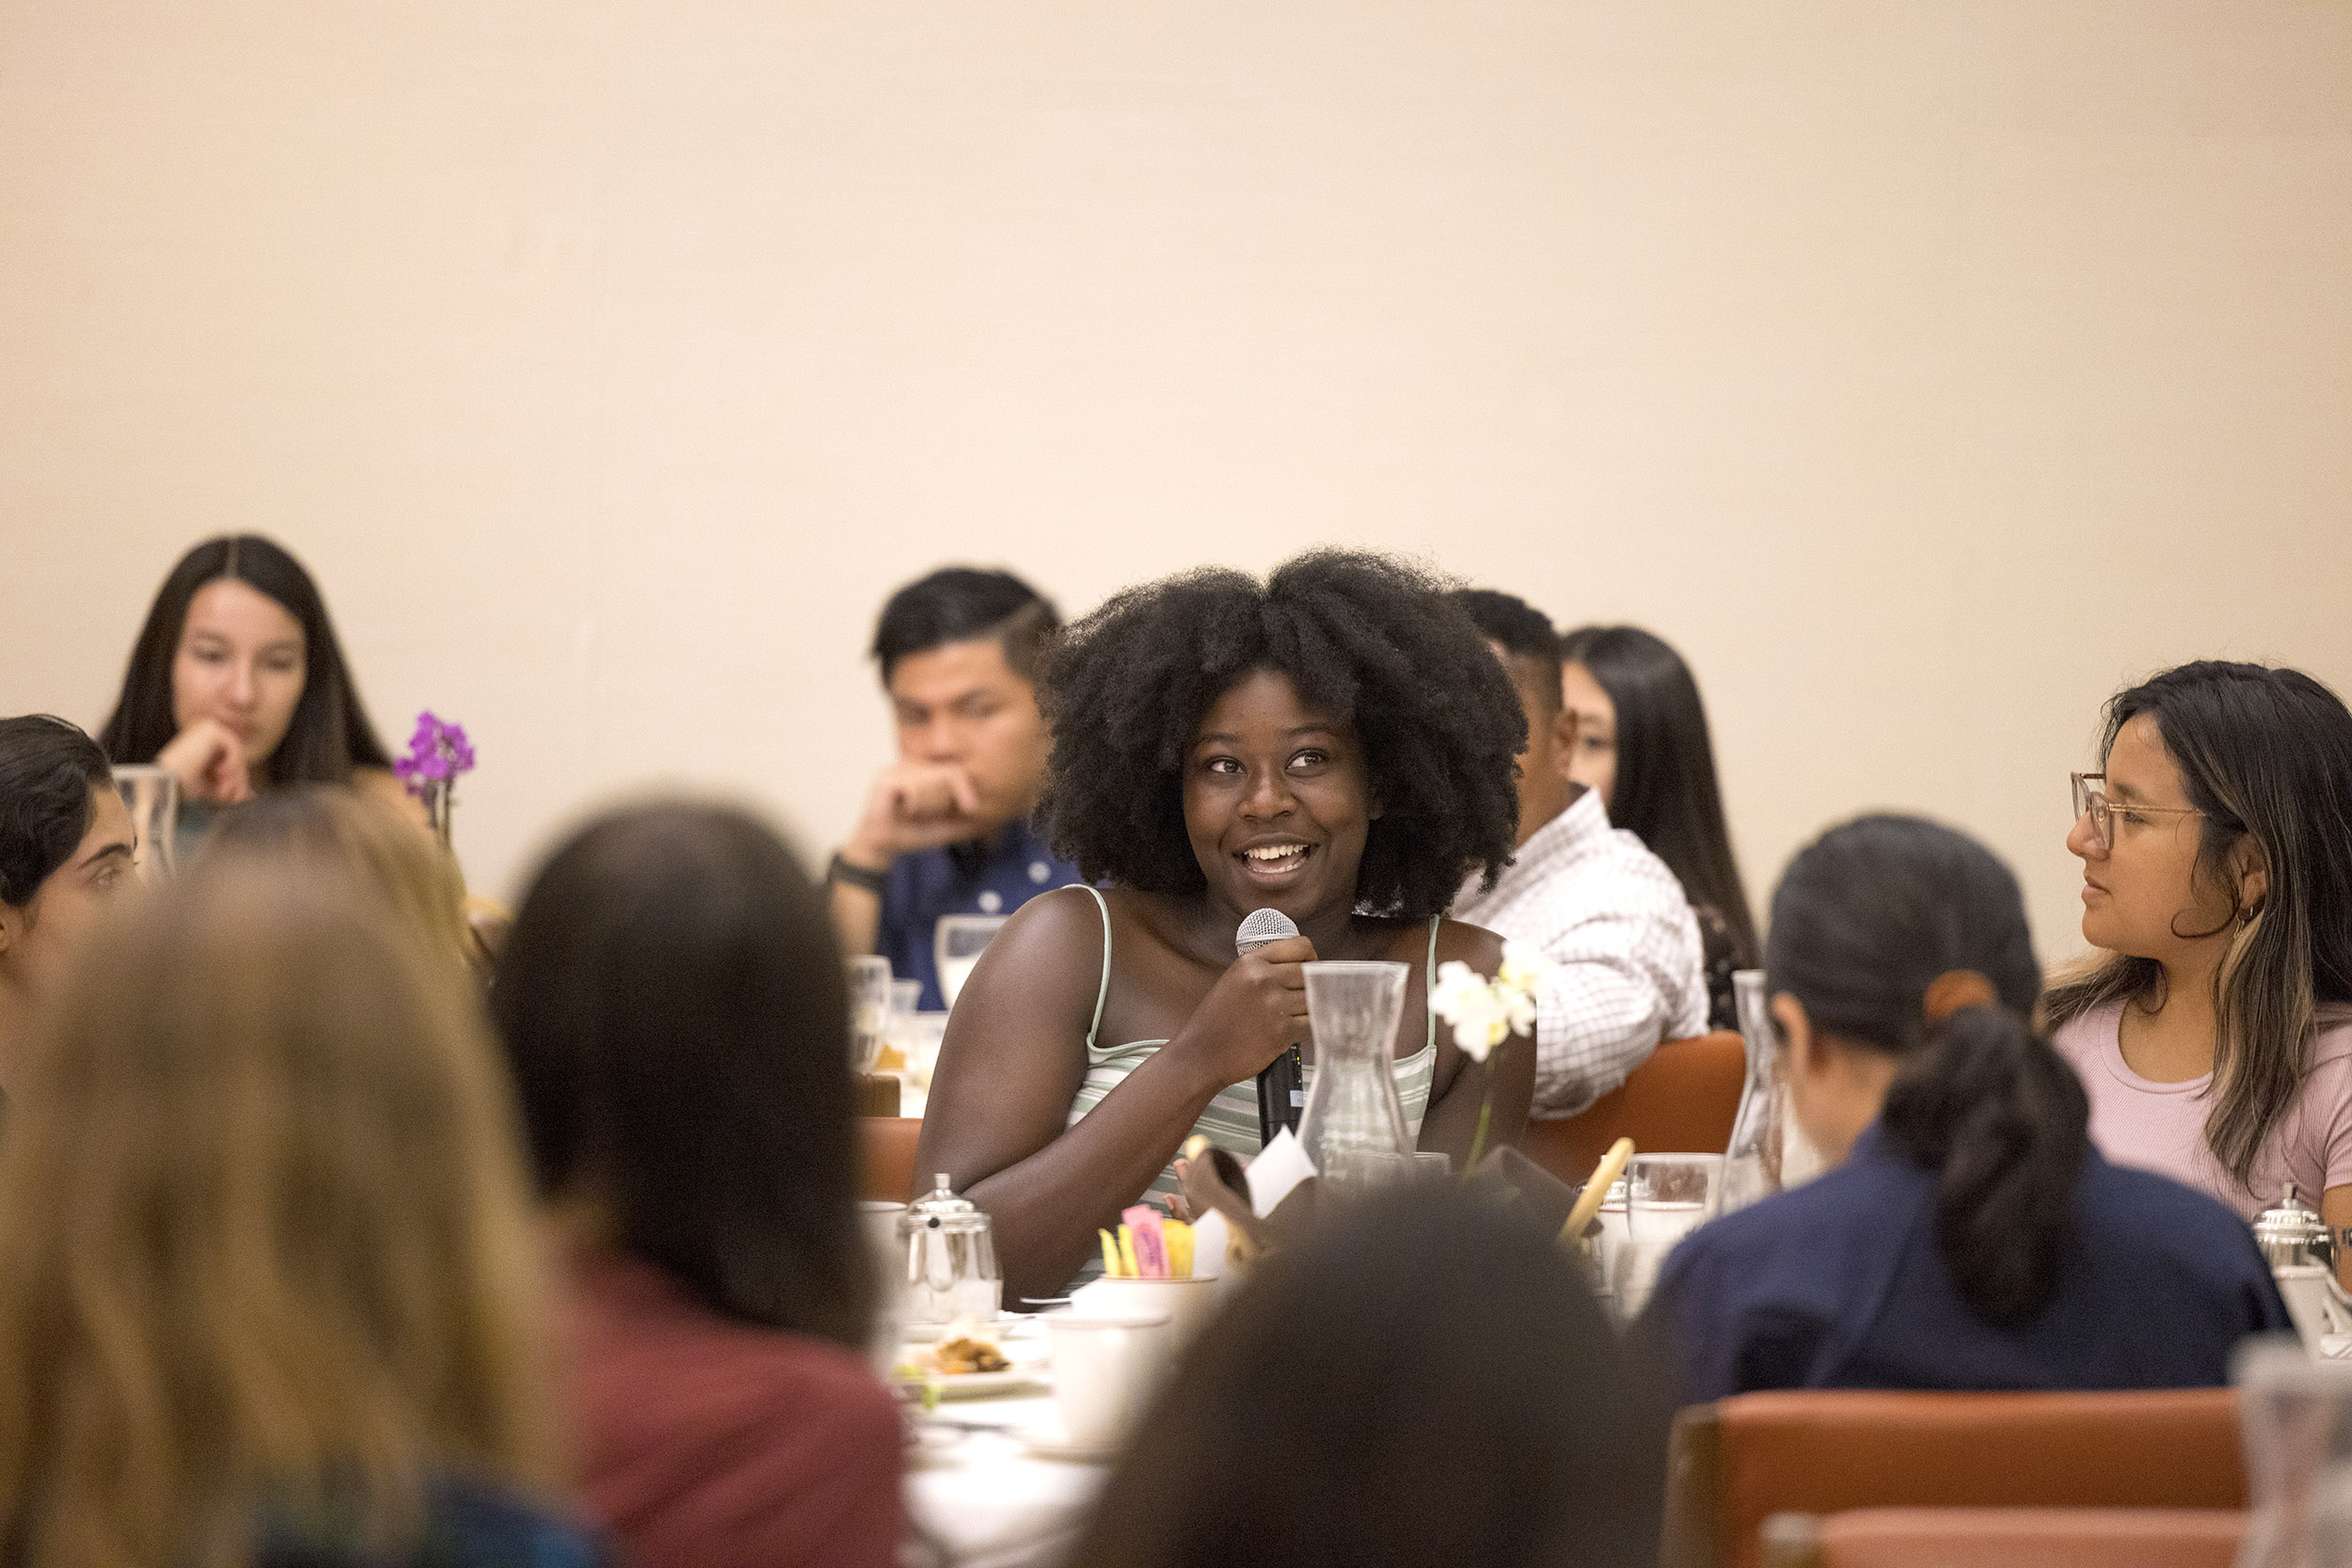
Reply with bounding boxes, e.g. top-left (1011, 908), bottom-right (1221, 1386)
top-left (1117, 1224), bottom-right (1141, 1280)
top-left (1164, 1219), bottom-right (1195, 1278)
top-left (1099, 1227), bottom-right (1124, 1278)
